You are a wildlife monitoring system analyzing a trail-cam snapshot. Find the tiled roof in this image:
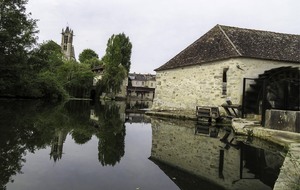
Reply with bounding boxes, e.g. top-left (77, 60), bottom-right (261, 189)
top-left (155, 25), bottom-right (300, 71)
top-left (129, 73), bottom-right (156, 81)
